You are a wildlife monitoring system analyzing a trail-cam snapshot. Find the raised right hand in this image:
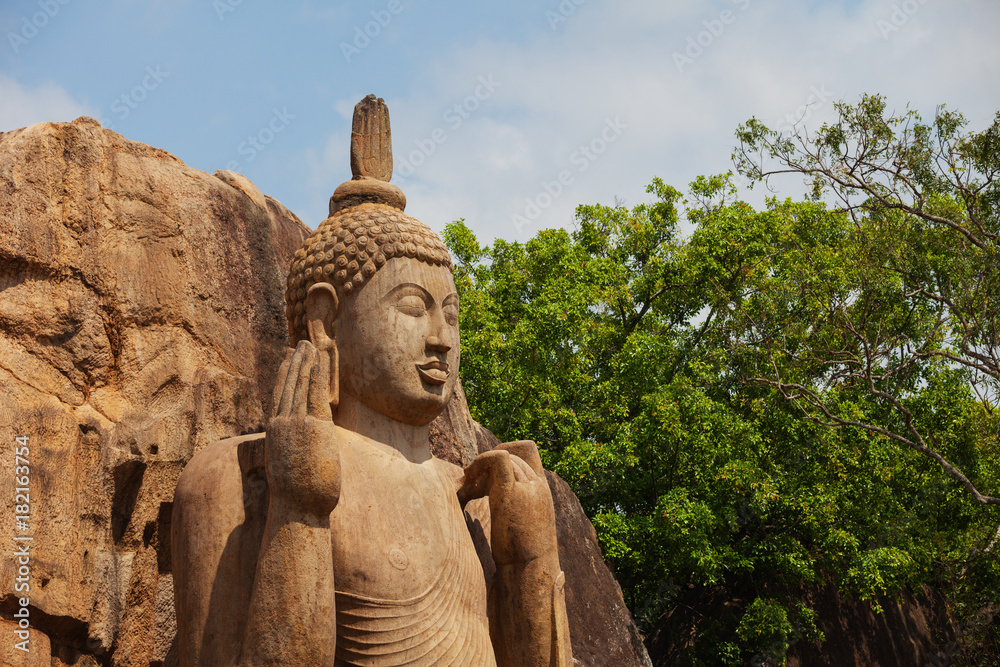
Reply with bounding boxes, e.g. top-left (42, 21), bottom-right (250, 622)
top-left (265, 339), bottom-right (341, 519)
